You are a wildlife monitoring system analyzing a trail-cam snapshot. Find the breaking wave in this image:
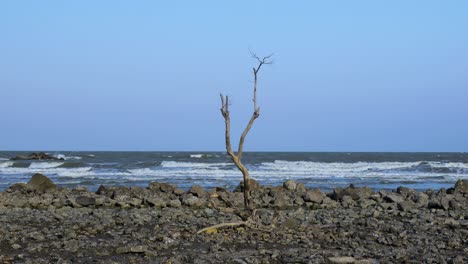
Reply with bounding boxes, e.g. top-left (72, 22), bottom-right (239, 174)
top-left (161, 161), bottom-right (231, 168)
top-left (52, 154), bottom-right (82, 160)
top-left (29, 162), bottom-right (65, 169)
top-left (0, 161), bottom-right (14, 168)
